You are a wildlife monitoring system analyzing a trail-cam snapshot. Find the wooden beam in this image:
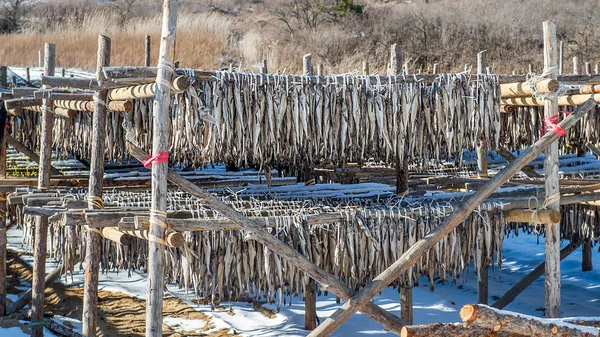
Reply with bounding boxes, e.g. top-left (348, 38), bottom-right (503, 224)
top-left (6, 263), bottom-right (63, 315)
top-left (305, 98), bottom-right (597, 337)
top-left (107, 76), bottom-right (189, 100)
top-left (6, 135), bottom-right (62, 176)
top-left (145, 1), bottom-right (177, 336)
top-left (31, 41), bottom-right (55, 337)
top-left (505, 209), bottom-right (561, 224)
top-left (83, 34), bottom-right (110, 337)
top-left (500, 79), bottom-right (559, 98)
top-left (491, 240), bottom-right (581, 310)
top-left (542, 20), bottom-right (561, 319)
